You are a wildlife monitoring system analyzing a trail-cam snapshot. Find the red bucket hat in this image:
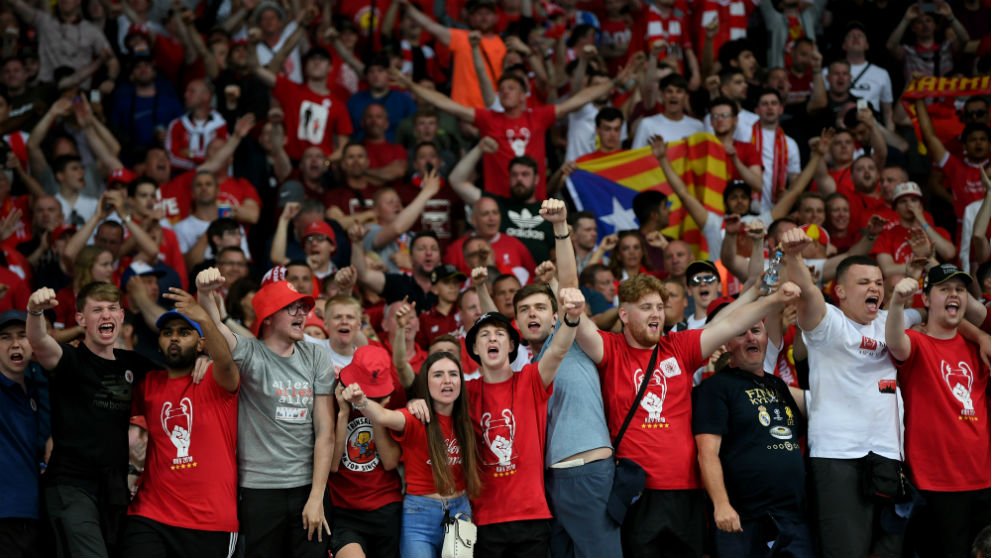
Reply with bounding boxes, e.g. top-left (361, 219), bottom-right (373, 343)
top-left (251, 280), bottom-right (315, 337)
top-left (339, 345), bottom-right (395, 398)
